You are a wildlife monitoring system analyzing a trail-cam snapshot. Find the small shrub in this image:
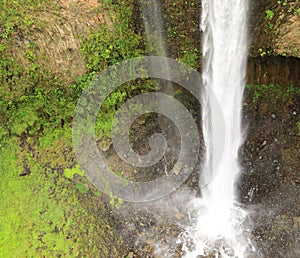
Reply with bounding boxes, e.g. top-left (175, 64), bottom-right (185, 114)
top-left (266, 10), bottom-right (274, 20)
